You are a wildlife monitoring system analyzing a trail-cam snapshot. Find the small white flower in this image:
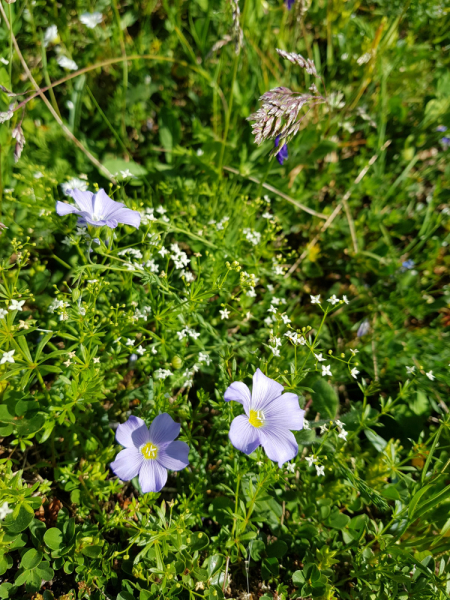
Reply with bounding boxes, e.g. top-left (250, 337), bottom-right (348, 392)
top-left (0, 350), bottom-right (15, 364)
top-left (136, 346), bottom-right (145, 355)
top-left (61, 177), bottom-right (88, 195)
top-left (220, 309), bottom-right (230, 320)
top-left (57, 56), bottom-right (79, 71)
top-left (335, 420), bottom-right (344, 428)
top-left (0, 58), bottom-right (9, 65)
top-left (350, 367), bottom-right (359, 379)
top-left (119, 169), bottom-right (135, 179)
top-left (338, 429), bottom-right (348, 441)
top-left (305, 455), bottom-right (317, 467)
top-left (281, 314), bottom-right (291, 324)
top-left (43, 25), bottom-right (58, 47)
top-left (286, 462), bottom-right (296, 473)
top-left (125, 338), bottom-right (134, 346)
top-left (267, 306), bottom-right (277, 314)
top-left (406, 366), bottom-right (415, 374)
top-left (426, 371), bottom-right (435, 381)
top-left (303, 419), bottom-right (310, 430)
top-left (314, 353), bottom-right (325, 362)
top-left (0, 502), bottom-right (13, 520)
top-left (262, 212), bottom-right (272, 219)
top-left (93, 357), bottom-right (100, 364)
top-left (322, 364), bottom-right (332, 377)
top-left (246, 312), bottom-right (252, 320)
top-left (9, 299), bottom-right (25, 311)
top-left (315, 465), bottom-right (325, 477)
top-left (327, 295), bottom-right (339, 306)
top-left (63, 359), bottom-right (72, 367)
top-left (79, 12), bottom-right (103, 28)
top-left (0, 308), bottom-right (7, 318)
top-left (320, 424), bottom-right (328, 434)
top-left (350, 349), bottom-right (359, 355)
top-left (310, 295), bottom-right (321, 304)
top-left (342, 295), bottom-right (349, 304)
top-left (271, 347), bottom-right (280, 357)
